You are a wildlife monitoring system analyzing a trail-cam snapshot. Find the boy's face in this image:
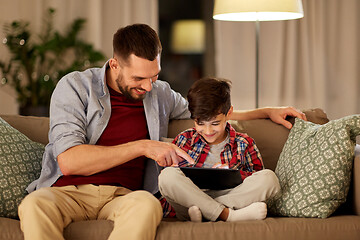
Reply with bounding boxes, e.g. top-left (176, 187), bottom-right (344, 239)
top-left (194, 112), bottom-right (230, 145)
